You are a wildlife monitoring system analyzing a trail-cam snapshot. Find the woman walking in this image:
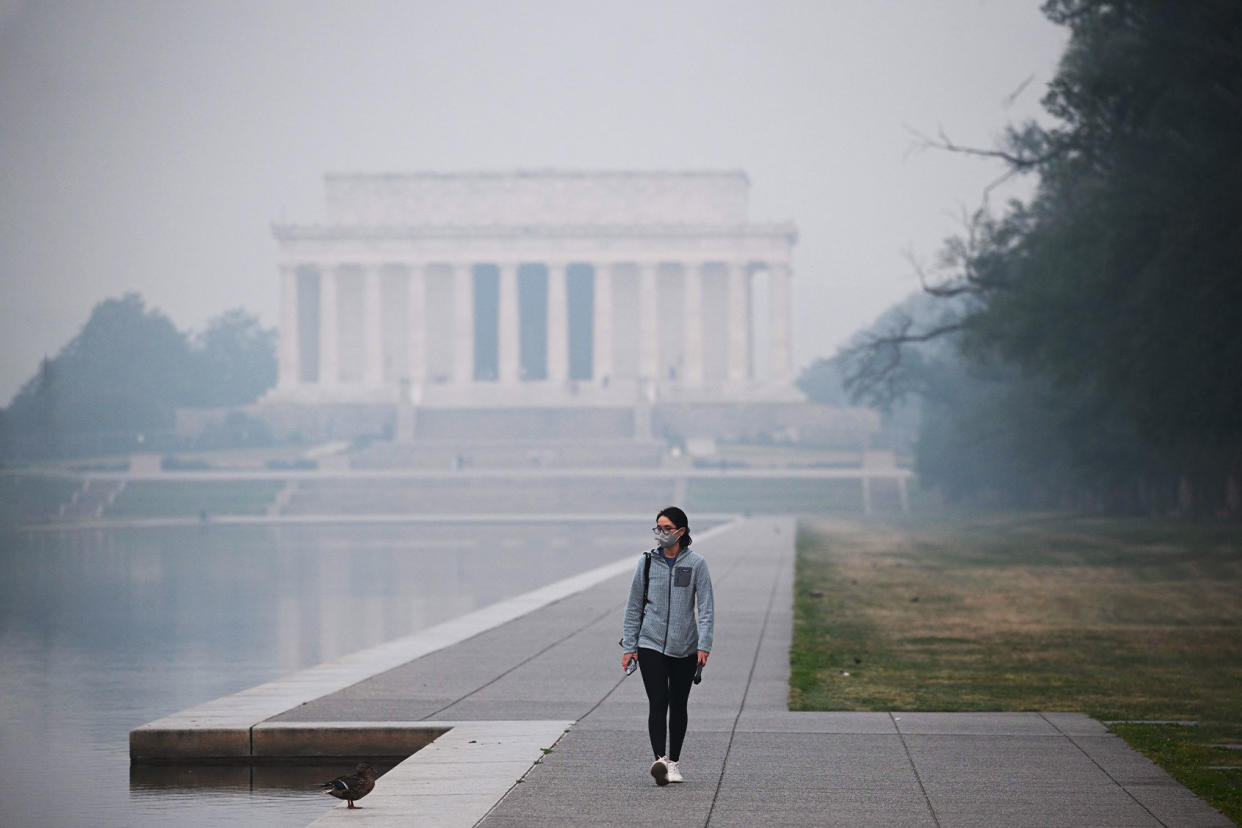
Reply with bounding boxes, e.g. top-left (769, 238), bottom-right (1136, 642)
top-left (620, 506), bottom-right (714, 786)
